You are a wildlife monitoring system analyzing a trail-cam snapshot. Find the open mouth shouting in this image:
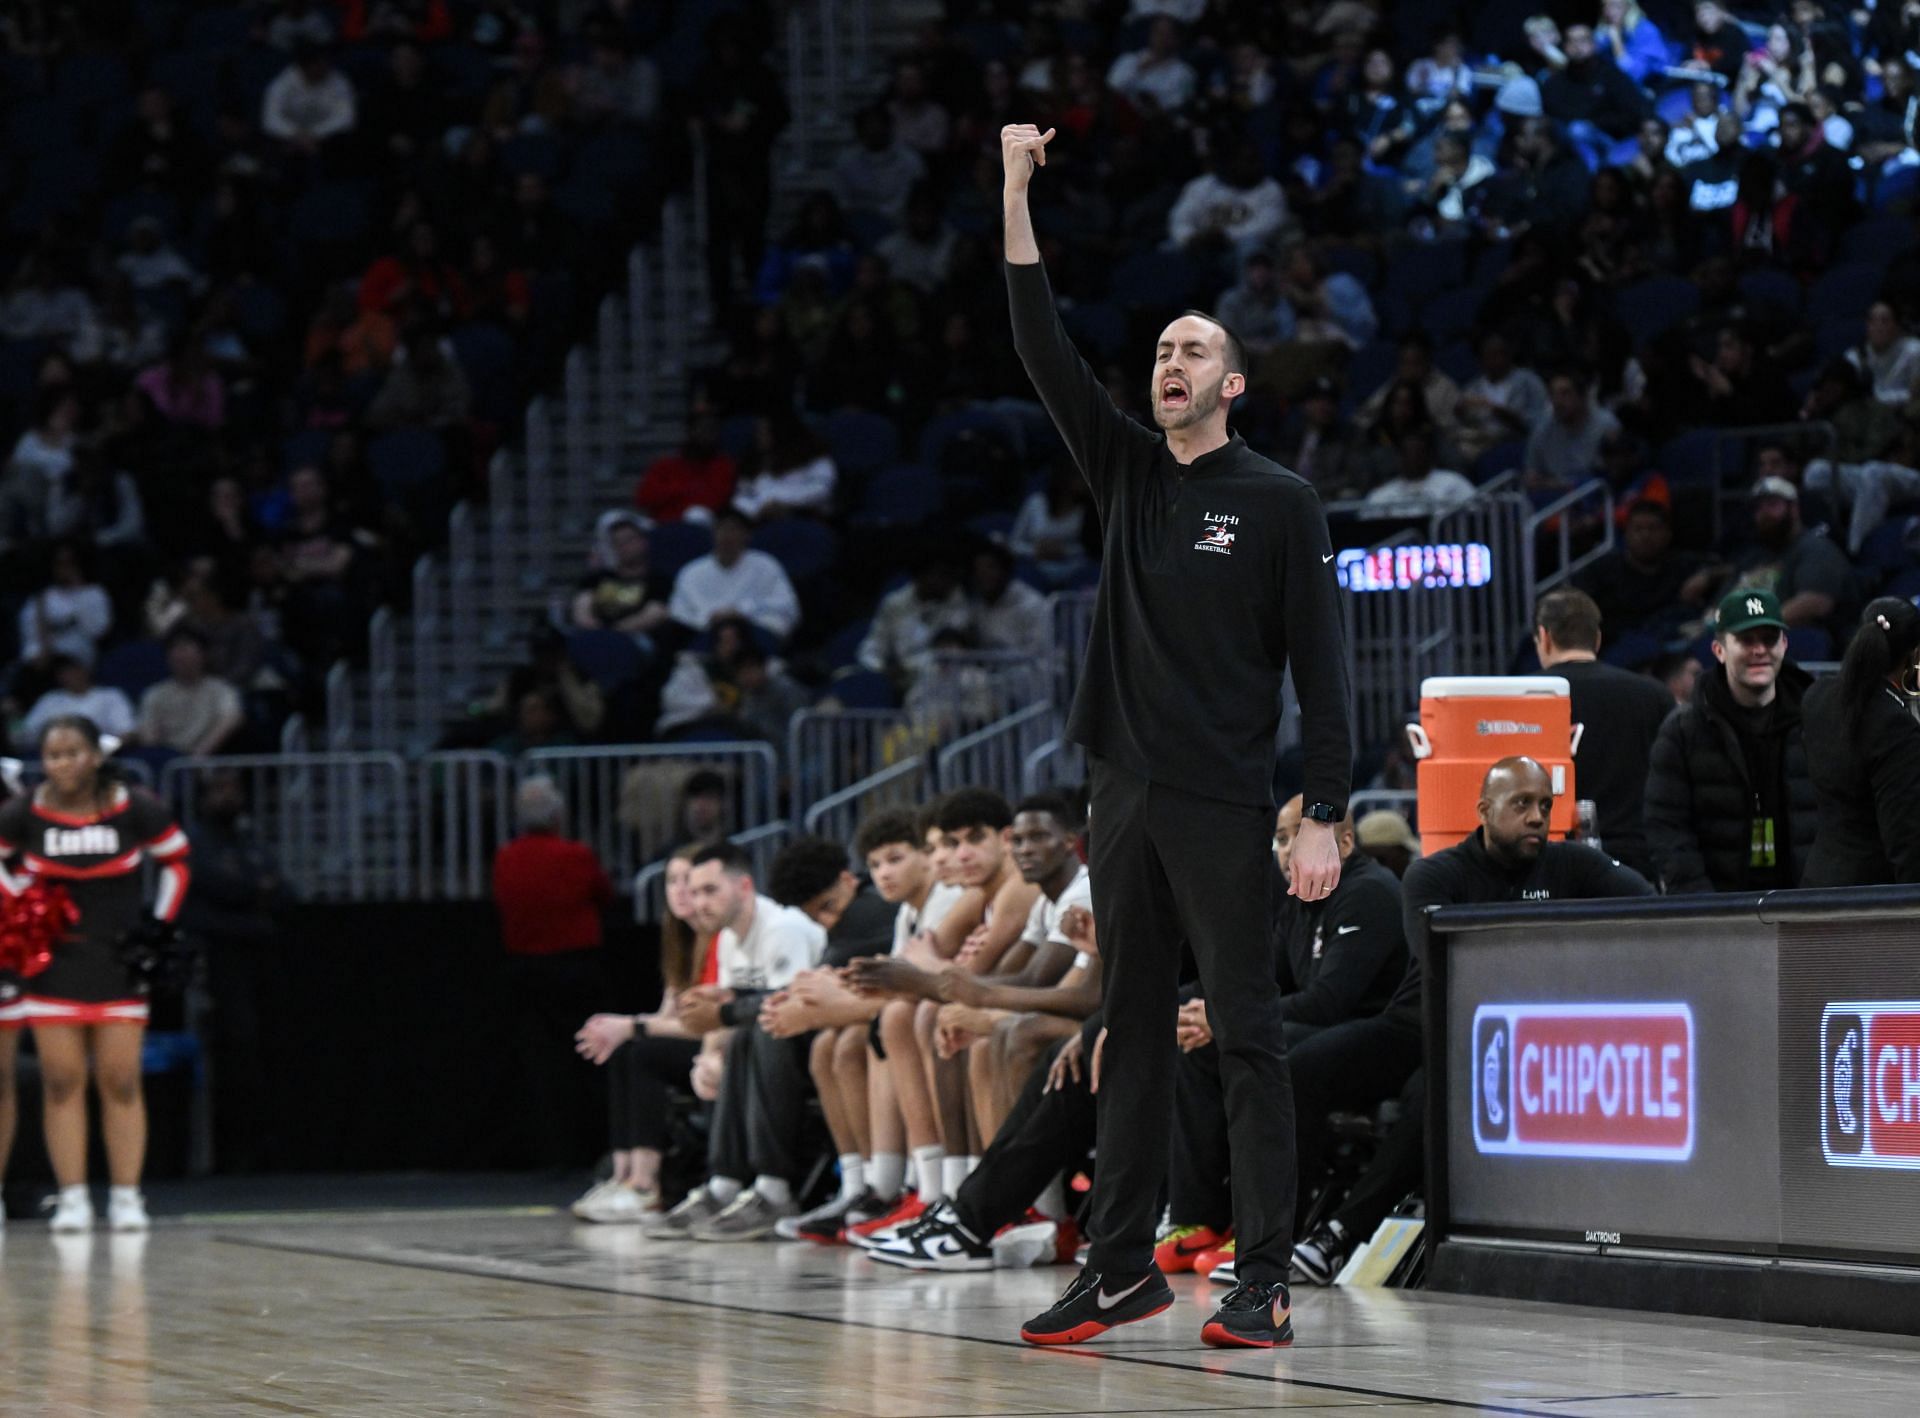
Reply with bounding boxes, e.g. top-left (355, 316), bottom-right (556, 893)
top-left (1159, 376), bottom-right (1190, 412)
